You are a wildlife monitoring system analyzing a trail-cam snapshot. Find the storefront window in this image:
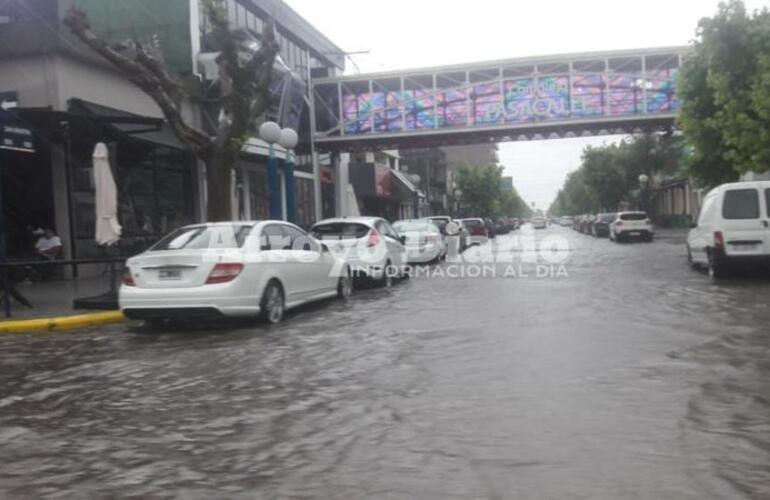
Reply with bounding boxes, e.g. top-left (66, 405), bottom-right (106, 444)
top-left (248, 166), bottom-right (269, 220)
top-left (294, 176), bottom-right (315, 229)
